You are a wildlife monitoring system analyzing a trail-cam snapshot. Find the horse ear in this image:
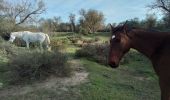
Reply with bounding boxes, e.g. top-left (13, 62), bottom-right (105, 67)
top-left (122, 21), bottom-right (132, 38)
top-left (123, 21), bottom-right (128, 33)
top-left (123, 21), bottom-right (128, 28)
top-left (109, 23), bottom-right (115, 32)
